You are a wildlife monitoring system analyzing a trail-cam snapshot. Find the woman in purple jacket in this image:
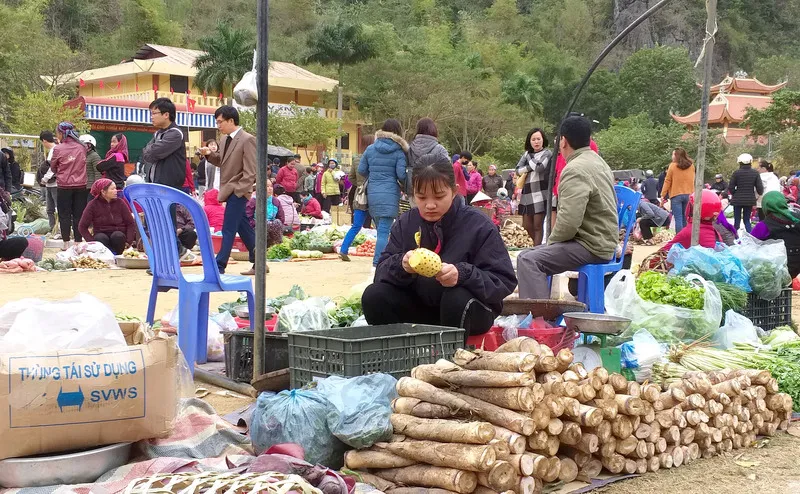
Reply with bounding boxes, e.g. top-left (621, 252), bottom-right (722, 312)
top-left (361, 159), bottom-right (517, 336)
